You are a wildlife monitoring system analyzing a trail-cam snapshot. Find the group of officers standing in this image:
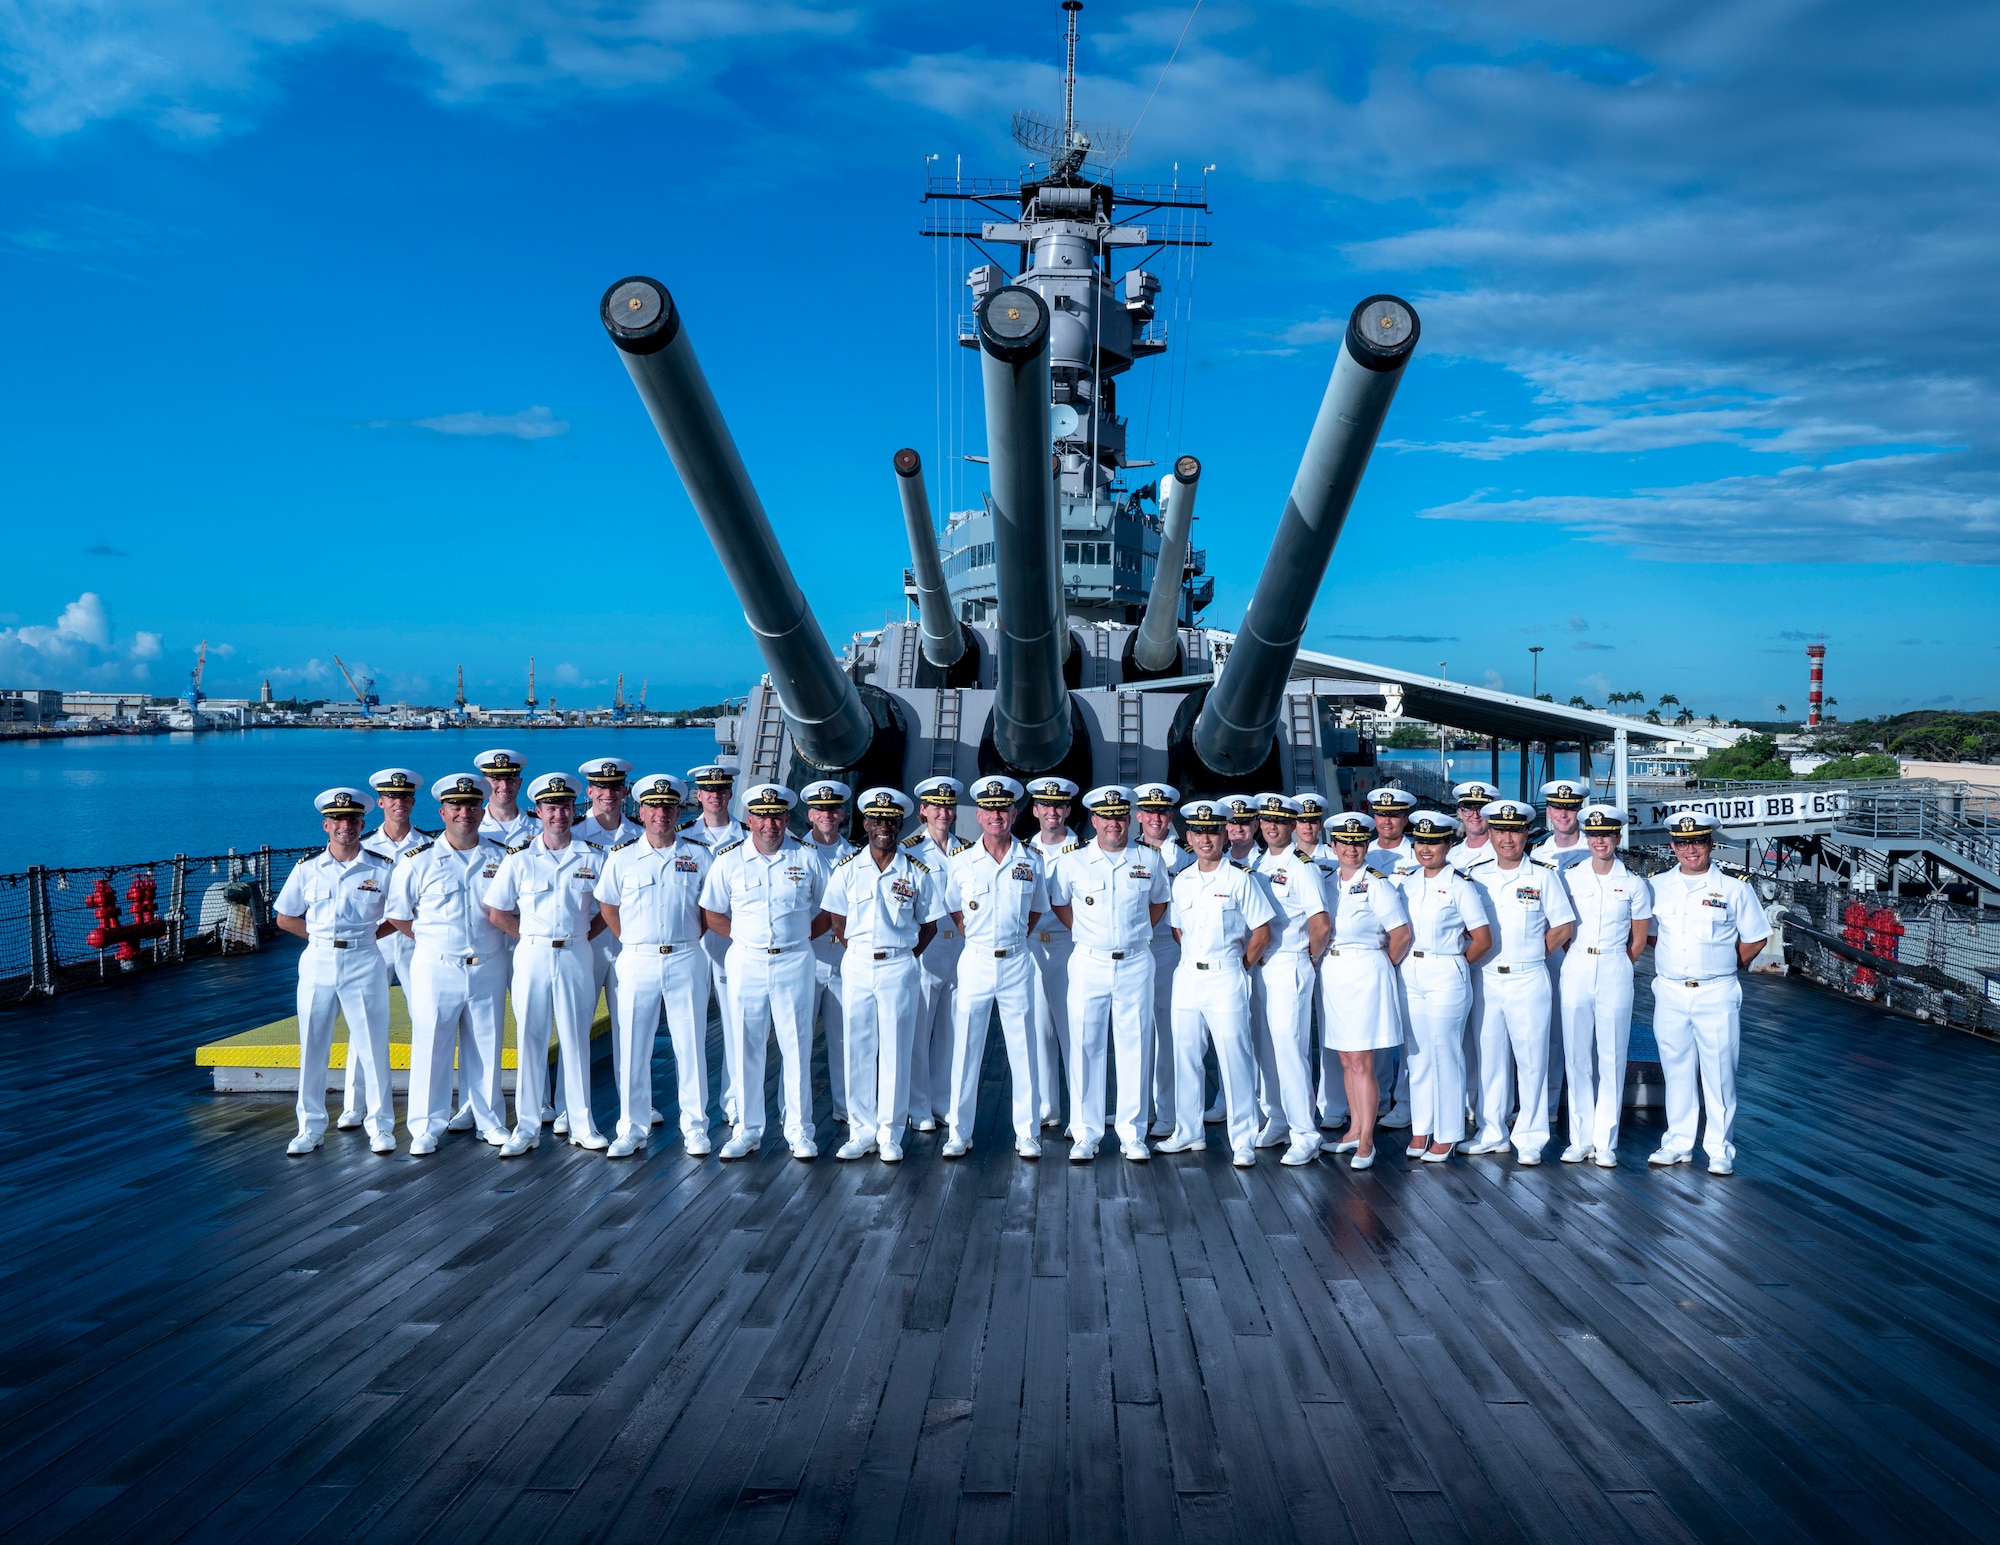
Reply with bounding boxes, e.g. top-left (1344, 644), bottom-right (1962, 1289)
top-left (274, 750), bottom-right (1768, 1176)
